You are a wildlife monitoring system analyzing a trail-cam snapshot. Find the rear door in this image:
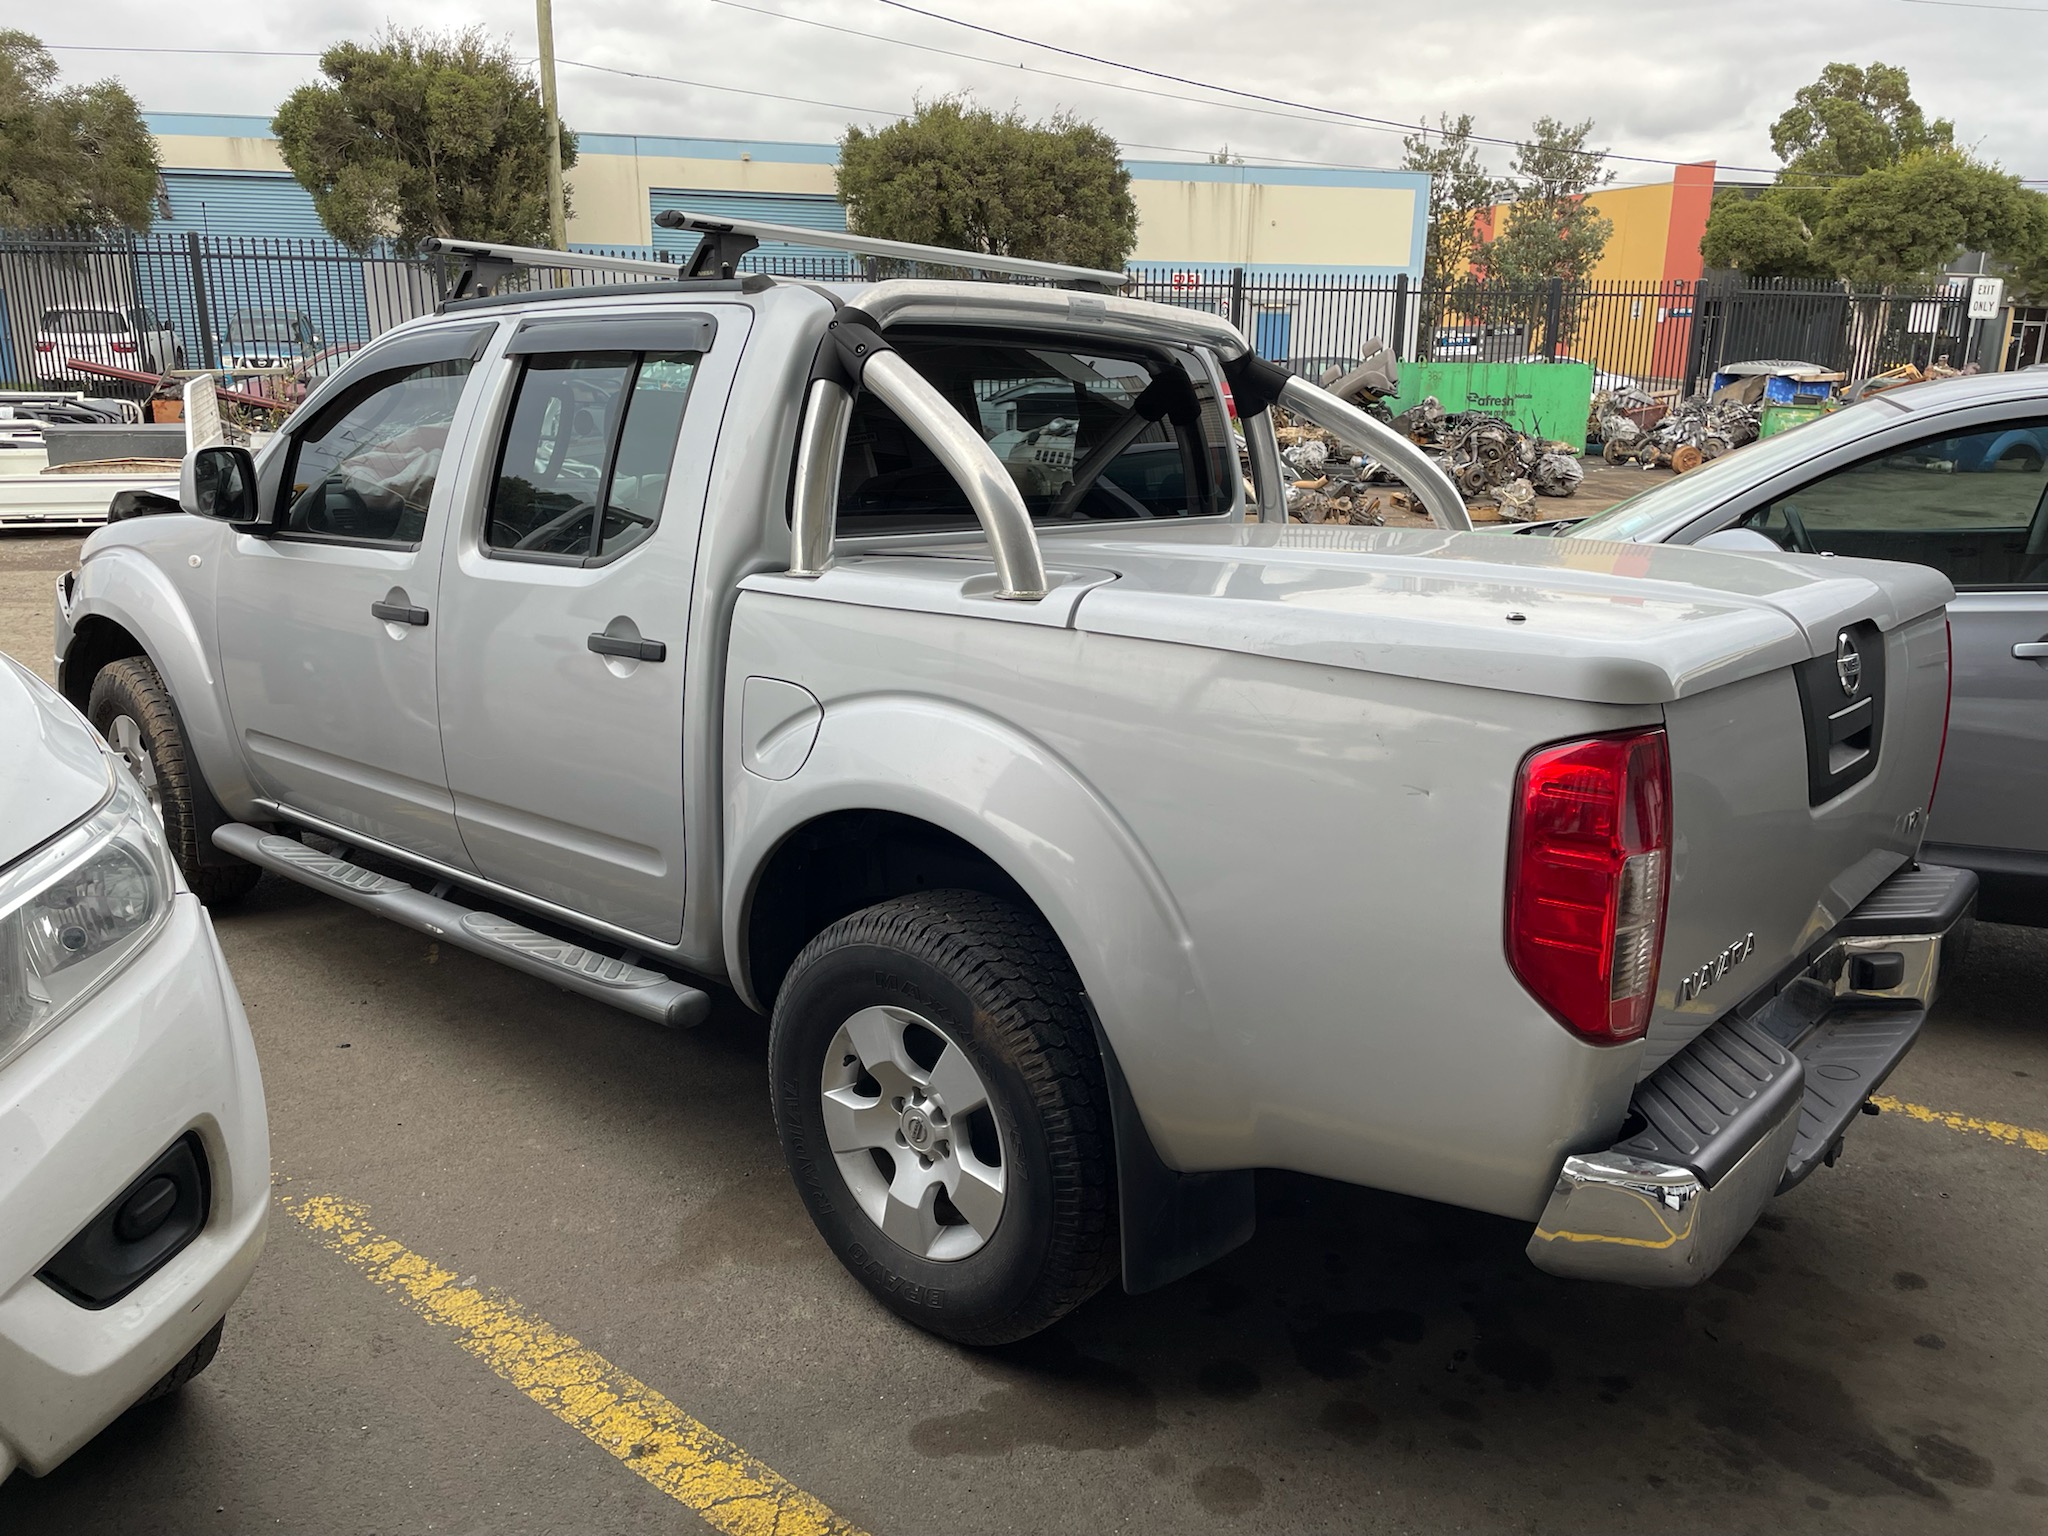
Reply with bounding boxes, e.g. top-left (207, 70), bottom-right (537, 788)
top-left (1729, 415), bottom-right (2048, 860)
top-left (433, 306), bottom-right (741, 943)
